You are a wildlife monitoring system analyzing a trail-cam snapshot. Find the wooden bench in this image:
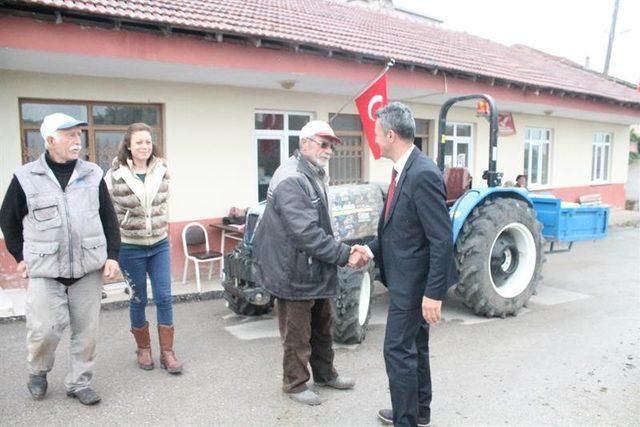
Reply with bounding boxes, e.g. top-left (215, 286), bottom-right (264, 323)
top-left (579, 194), bottom-right (602, 206)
